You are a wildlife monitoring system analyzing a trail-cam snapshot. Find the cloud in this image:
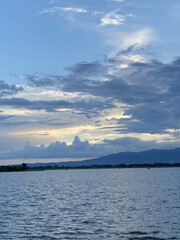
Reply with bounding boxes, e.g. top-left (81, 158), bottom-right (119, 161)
top-left (0, 136), bottom-right (100, 159)
top-left (26, 56), bottom-right (180, 134)
top-left (39, 6), bottom-right (87, 15)
top-left (0, 97), bottom-right (114, 117)
top-left (100, 10), bottom-right (132, 26)
top-left (123, 29), bottom-right (154, 48)
top-left (0, 135), bottom-right (179, 160)
top-left (93, 11), bottom-right (105, 16)
top-left (112, 0), bottom-right (124, 2)
top-left (0, 80), bottom-right (23, 97)
top-left (102, 137), bottom-right (179, 153)
top-left (0, 114), bottom-right (14, 121)
top-left (66, 61), bottom-right (106, 77)
top-left (105, 29), bottom-right (154, 57)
